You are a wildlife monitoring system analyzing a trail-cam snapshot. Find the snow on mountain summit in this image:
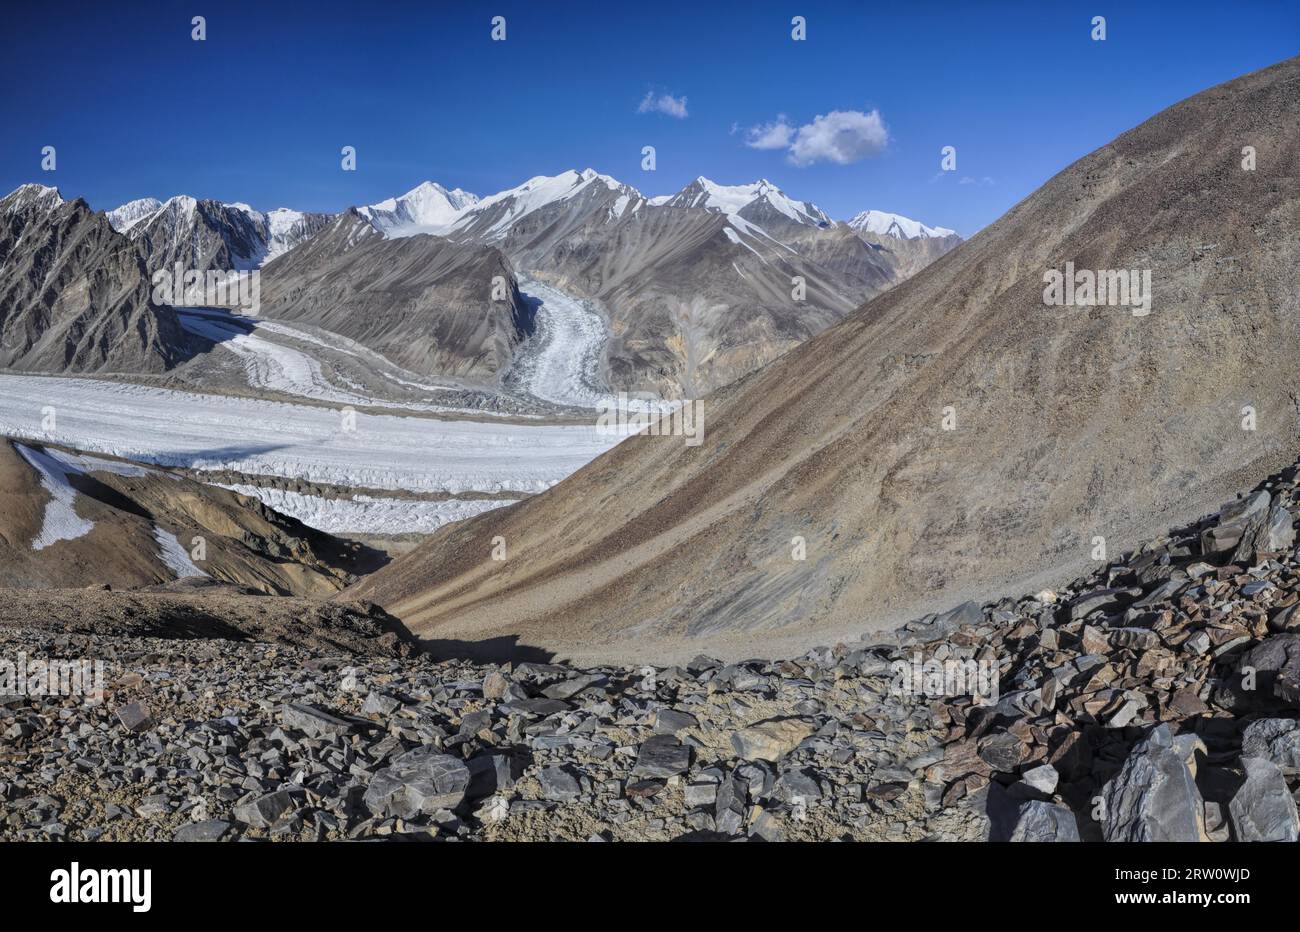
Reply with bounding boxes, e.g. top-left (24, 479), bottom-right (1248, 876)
top-left (358, 181), bottom-right (481, 237)
top-left (4, 184), bottom-right (66, 217)
top-left (106, 197), bottom-right (162, 232)
top-left (454, 169), bottom-right (641, 239)
top-left (846, 209), bottom-right (956, 240)
top-left (665, 177), bottom-right (832, 228)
